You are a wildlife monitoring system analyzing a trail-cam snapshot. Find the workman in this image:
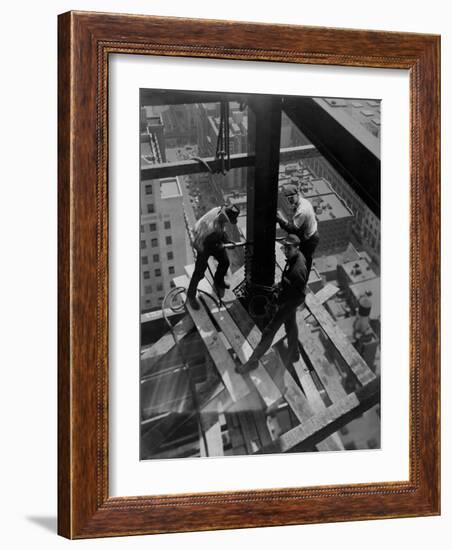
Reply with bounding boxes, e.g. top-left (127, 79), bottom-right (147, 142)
top-left (276, 183), bottom-right (319, 275)
top-left (186, 204), bottom-right (240, 310)
top-left (236, 234), bottom-right (308, 374)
